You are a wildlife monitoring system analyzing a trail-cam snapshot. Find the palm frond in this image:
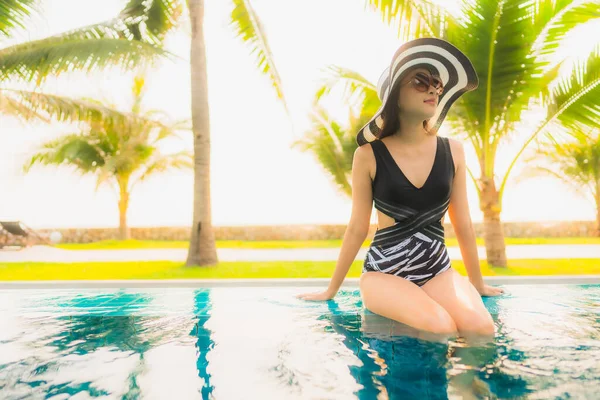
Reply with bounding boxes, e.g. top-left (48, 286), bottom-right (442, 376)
top-left (23, 134), bottom-right (104, 173)
top-left (498, 45), bottom-right (600, 200)
top-left (94, 164), bottom-right (118, 193)
top-left (550, 46), bottom-right (600, 130)
top-left (445, 0), bottom-right (593, 188)
top-left (452, 0), bottom-right (542, 146)
top-left (151, 117), bottom-right (191, 142)
top-left (364, 0), bottom-right (451, 41)
top-left (0, 0), bottom-right (182, 82)
top-left (131, 150), bottom-right (193, 187)
top-left (292, 106), bottom-right (354, 197)
top-left (120, 0), bottom-right (183, 42)
top-left (314, 66), bottom-right (378, 108)
top-left (520, 164), bottom-right (593, 199)
top-left (0, 37), bottom-right (171, 83)
top-left (2, 88), bottom-right (168, 129)
top-left (520, 127), bottom-right (600, 200)
top-left (32, 0), bottom-right (181, 44)
top-left (0, 88), bottom-right (47, 120)
top-left (533, 0), bottom-right (600, 63)
top-left (0, 0), bottom-right (37, 37)
top-left (230, 0), bottom-right (288, 113)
